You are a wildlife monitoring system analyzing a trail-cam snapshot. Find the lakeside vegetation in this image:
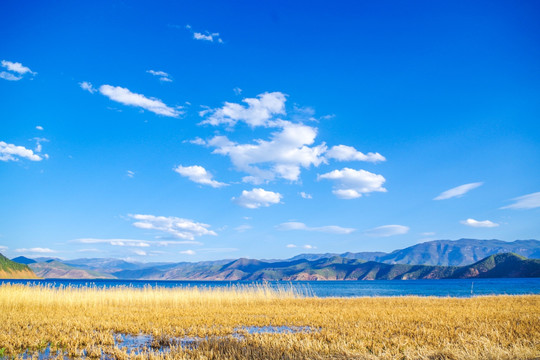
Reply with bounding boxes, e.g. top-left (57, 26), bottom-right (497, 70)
top-left (0, 284), bottom-right (538, 359)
